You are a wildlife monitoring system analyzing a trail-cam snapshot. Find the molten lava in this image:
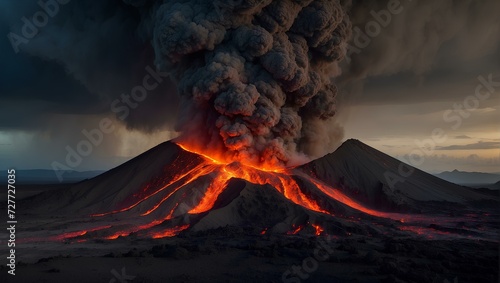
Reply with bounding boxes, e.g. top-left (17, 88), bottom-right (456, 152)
top-left (312, 224), bottom-right (324, 236)
top-left (52, 141), bottom-right (426, 242)
top-left (177, 142), bottom-right (330, 215)
top-left (151, 224), bottom-right (190, 239)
